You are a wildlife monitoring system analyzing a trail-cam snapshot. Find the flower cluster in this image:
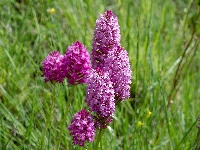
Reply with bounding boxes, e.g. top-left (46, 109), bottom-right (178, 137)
top-left (68, 109), bottom-right (96, 147)
top-left (42, 10), bottom-right (132, 147)
top-left (42, 51), bottom-right (65, 83)
top-left (41, 41), bottom-right (91, 85)
top-left (92, 10), bottom-right (120, 68)
top-left (62, 41), bottom-right (91, 85)
top-left (146, 109), bottom-right (152, 118)
top-left (92, 10), bottom-right (132, 102)
top-left (85, 69), bottom-right (115, 118)
top-left (99, 46), bottom-right (132, 102)
top-left (137, 121), bottom-right (144, 127)
top-left (47, 8), bottom-right (55, 14)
